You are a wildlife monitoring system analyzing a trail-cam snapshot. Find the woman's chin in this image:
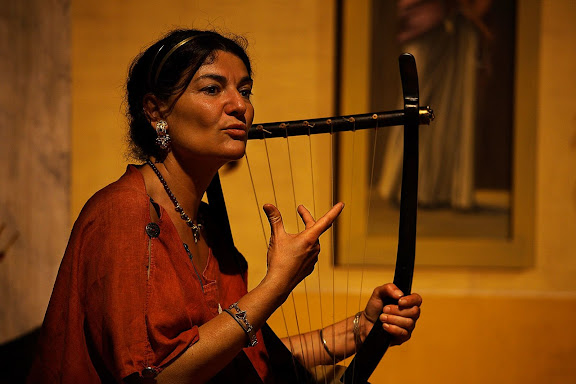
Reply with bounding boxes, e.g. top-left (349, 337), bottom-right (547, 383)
top-left (229, 150), bottom-right (247, 162)
top-left (226, 142), bottom-right (247, 160)
top-left (216, 145), bottom-right (246, 164)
